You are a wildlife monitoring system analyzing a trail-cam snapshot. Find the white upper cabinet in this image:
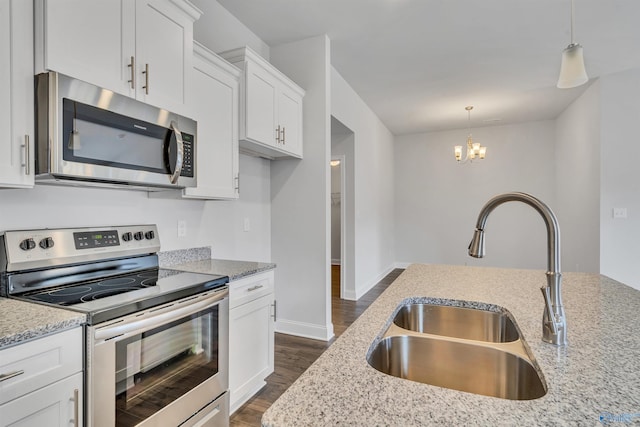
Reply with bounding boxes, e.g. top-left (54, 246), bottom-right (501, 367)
top-left (220, 46), bottom-right (305, 159)
top-left (183, 42), bottom-right (240, 200)
top-left (35, 0), bottom-right (201, 116)
top-left (0, 0), bottom-right (34, 188)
